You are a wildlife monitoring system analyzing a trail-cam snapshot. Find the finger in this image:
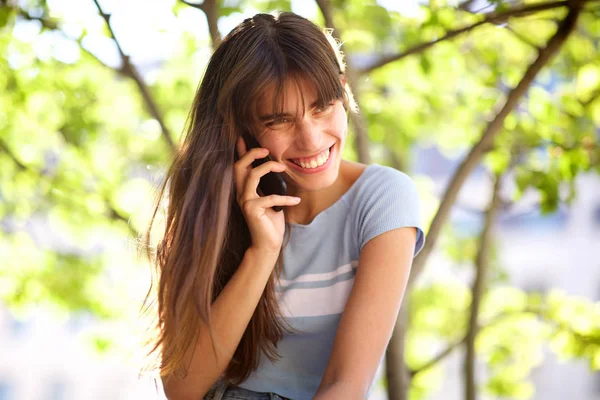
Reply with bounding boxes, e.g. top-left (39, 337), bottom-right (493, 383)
top-left (244, 195), bottom-right (301, 213)
top-left (236, 136), bottom-right (247, 158)
top-left (243, 161), bottom-right (286, 200)
top-left (236, 147), bottom-right (269, 169)
top-left (234, 147), bottom-right (270, 196)
top-left (256, 195), bottom-right (302, 209)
